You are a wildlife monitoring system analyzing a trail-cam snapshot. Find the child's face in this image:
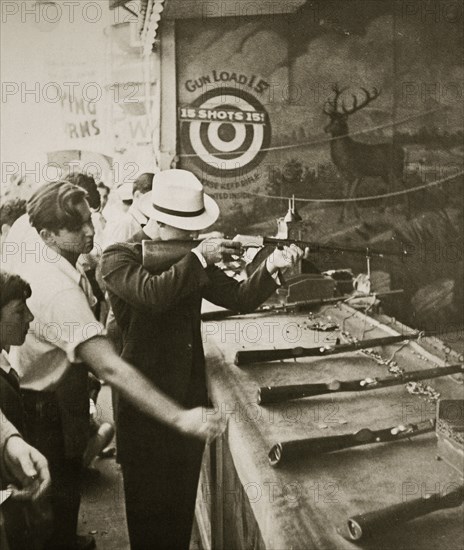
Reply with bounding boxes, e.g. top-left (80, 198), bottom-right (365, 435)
top-left (0, 299), bottom-right (34, 347)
